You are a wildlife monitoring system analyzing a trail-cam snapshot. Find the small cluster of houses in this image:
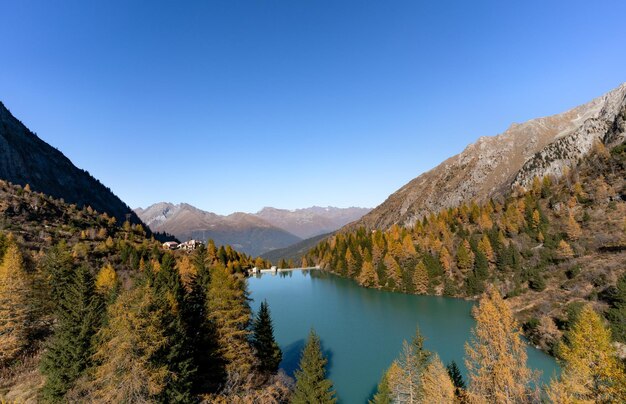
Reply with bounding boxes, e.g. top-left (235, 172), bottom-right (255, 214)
top-left (162, 239), bottom-right (203, 251)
